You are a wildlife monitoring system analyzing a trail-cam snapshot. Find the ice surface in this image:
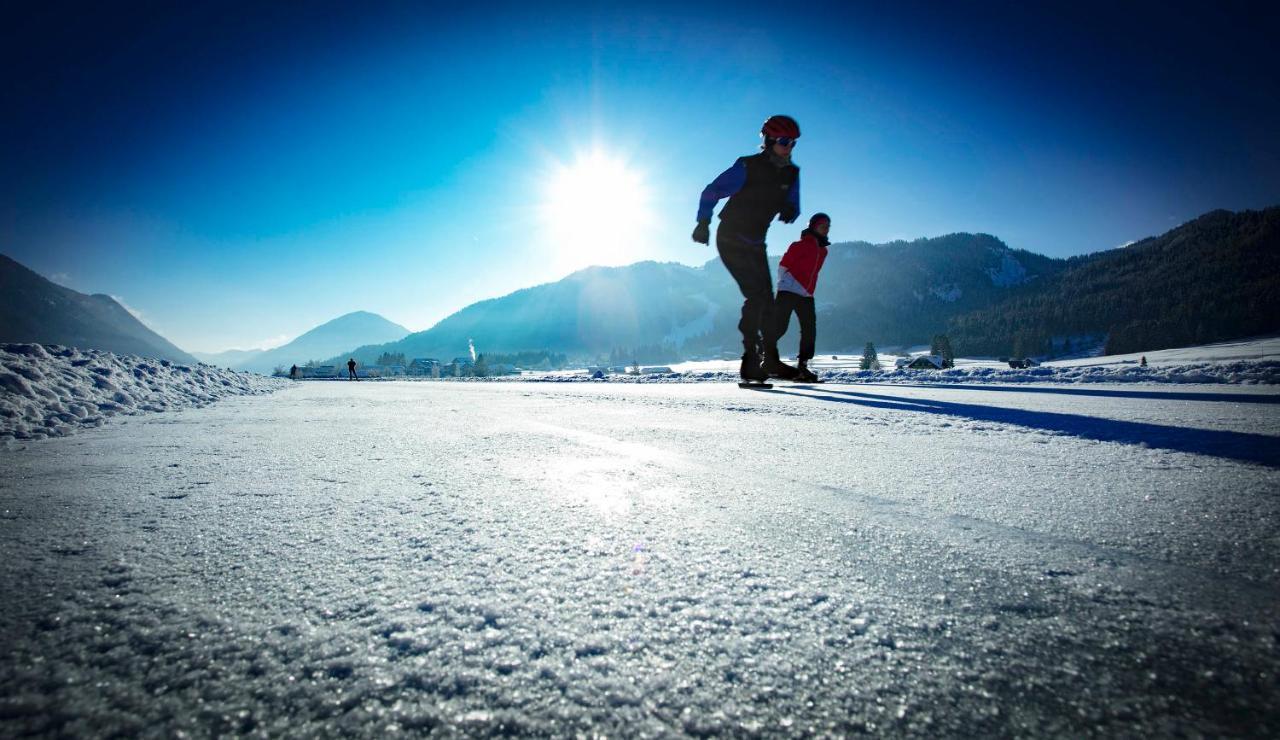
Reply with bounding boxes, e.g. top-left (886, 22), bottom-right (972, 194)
top-left (0, 344), bottom-right (286, 440)
top-left (1, 379), bottom-right (1277, 736)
